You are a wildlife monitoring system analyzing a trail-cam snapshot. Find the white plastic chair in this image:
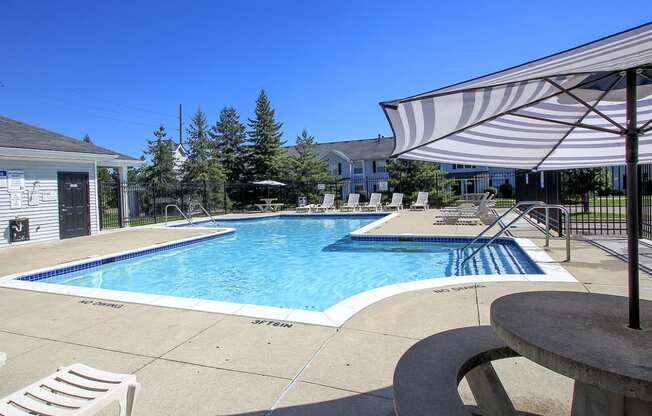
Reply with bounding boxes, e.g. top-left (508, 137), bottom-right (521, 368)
top-left (340, 193), bottom-right (360, 211)
top-left (410, 192), bottom-right (430, 210)
top-left (313, 193), bottom-right (335, 212)
top-left (385, 193), bottom-right (404, 210)
top-left (362, 193), bottom-right (382, 211)
top-left (0, 363), bottom-right (140, 416)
